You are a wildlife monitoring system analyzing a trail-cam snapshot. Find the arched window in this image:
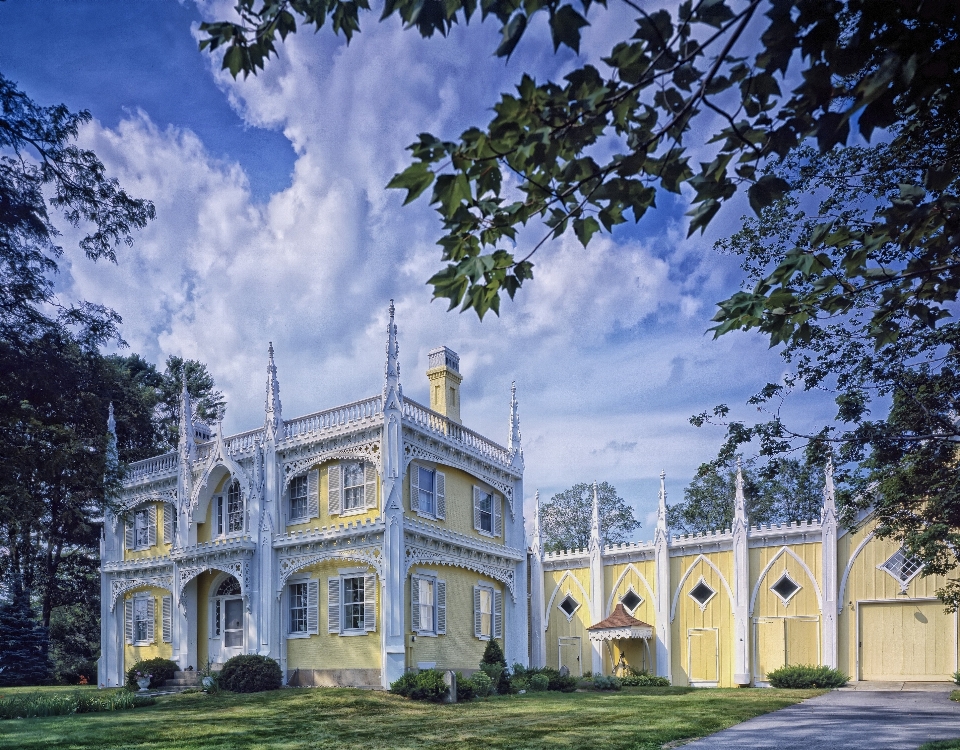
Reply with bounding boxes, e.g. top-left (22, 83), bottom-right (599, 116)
top-left (216, 479), bottom-right (244, 536)
top-left (216, 576), bottom-right (241, 597)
